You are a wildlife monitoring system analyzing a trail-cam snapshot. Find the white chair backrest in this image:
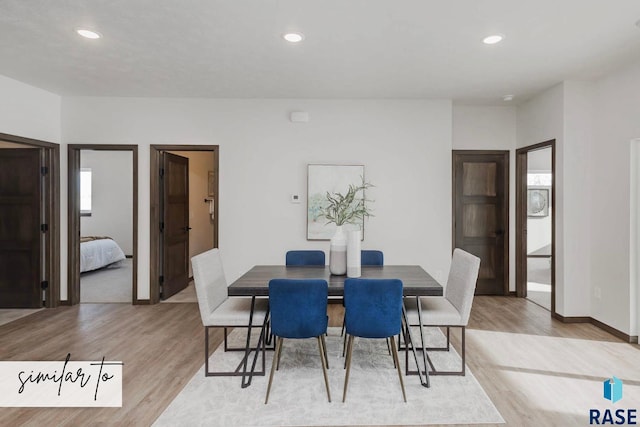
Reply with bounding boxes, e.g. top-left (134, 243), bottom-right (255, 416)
top-left (445, 248), bottom-right (481, 325)
top-left (191, 248), bottom-right (229, 326)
